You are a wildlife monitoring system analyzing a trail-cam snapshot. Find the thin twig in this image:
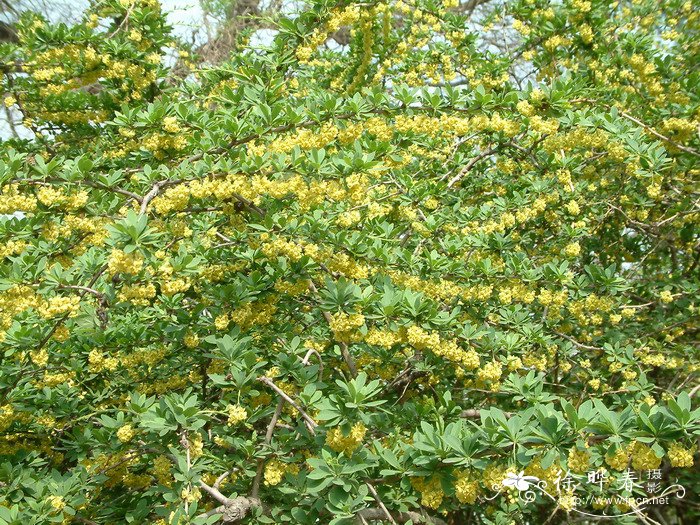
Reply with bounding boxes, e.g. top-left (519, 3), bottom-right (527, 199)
top-left (366, 483), bottom-right (398, 525)
top-left (302, 348), bottom-right (324, 379)
top-left (447, 145), bottom-right (498, 188)
top-left (213, 470), bottom-right (232, 490)
top-left (552, 330), bottom-right (602, 351)
top-left (251, 398), bottom-right (284, 499)
top-left (257, 377), bottom-right (317, 433)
